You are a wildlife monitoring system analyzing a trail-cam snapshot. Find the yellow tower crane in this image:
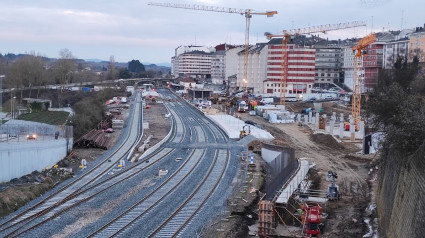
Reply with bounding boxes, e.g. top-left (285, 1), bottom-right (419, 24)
top-left (351, 33), bottom-right (376, 140)
top-left (148, 2), bottom-right (277, 92)
top-left (265, 21), bottom-right (366, 105)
